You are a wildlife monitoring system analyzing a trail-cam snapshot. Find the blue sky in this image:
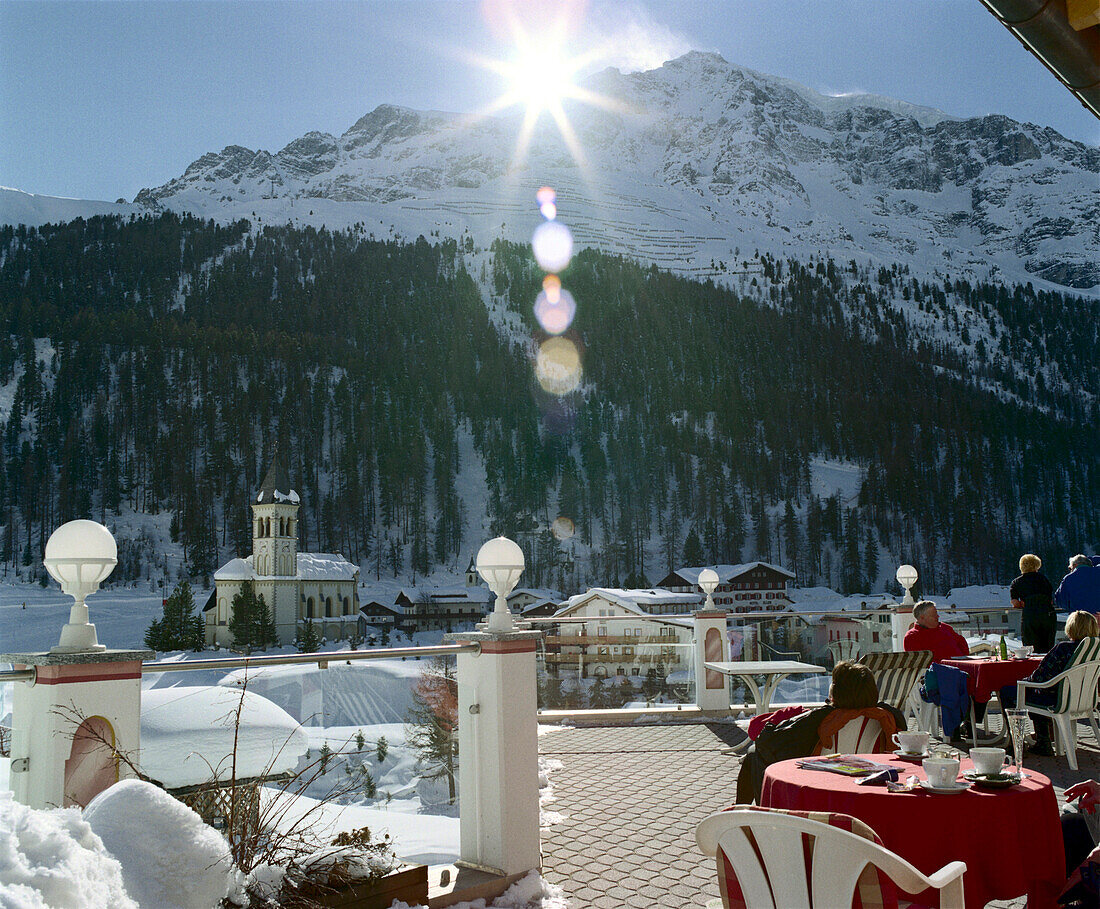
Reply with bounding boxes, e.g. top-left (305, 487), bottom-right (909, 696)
top-left (2, 0), bottom-right (1097, 202)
